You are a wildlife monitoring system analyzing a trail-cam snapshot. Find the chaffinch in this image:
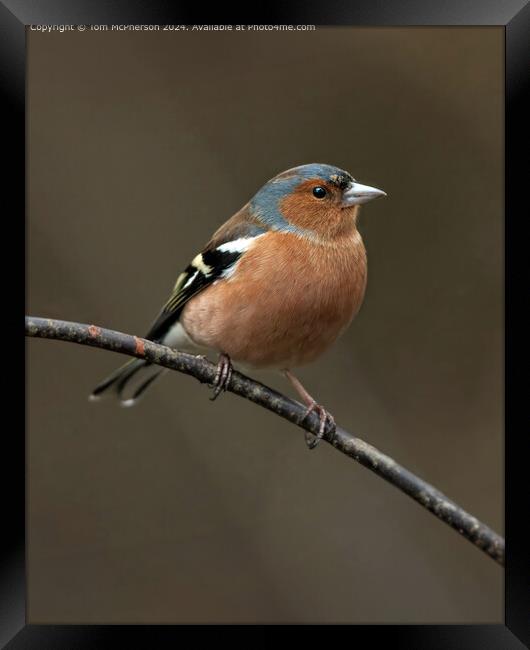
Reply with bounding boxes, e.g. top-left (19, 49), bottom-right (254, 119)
top-left (91, 163), bottom-right (386, 448)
